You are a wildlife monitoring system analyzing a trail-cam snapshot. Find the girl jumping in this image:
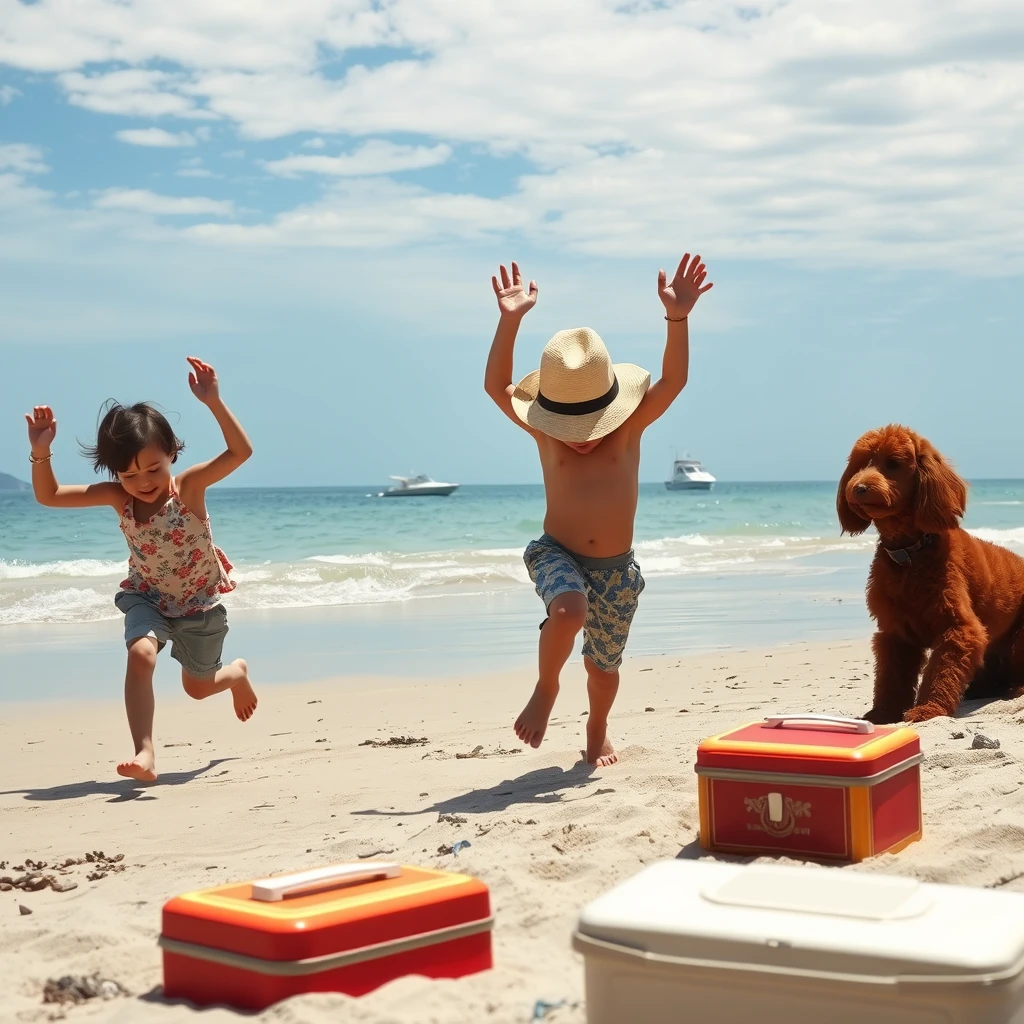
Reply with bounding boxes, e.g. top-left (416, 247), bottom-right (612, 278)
top-left (25, 357), bottom-right (257, 782)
